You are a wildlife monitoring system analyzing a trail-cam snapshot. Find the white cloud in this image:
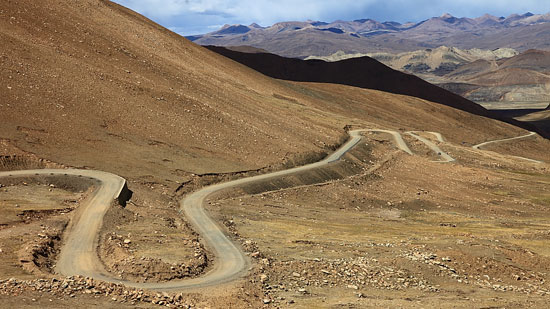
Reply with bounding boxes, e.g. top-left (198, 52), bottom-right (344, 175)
top-left (113, 0), bottom-right (550, 34)
top-left (116, 0), bottom-right (376, 23)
